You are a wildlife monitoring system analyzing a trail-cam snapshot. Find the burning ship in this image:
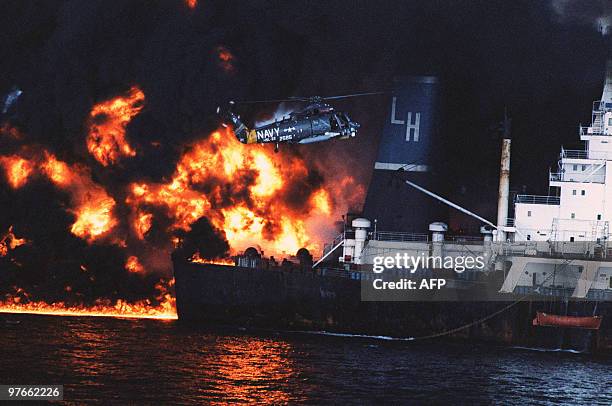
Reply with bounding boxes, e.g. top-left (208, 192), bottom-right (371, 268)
top-left (174, 64), bottom-right (612, 354)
